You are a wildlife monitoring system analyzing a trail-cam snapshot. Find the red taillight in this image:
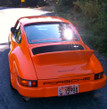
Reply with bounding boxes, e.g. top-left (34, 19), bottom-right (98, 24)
top-left (94, 72), bottom-right (104, 80)
top-left (31, 81), bottom-right (37, 86)
top-left (18, 77), bottom-right (37, 87)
